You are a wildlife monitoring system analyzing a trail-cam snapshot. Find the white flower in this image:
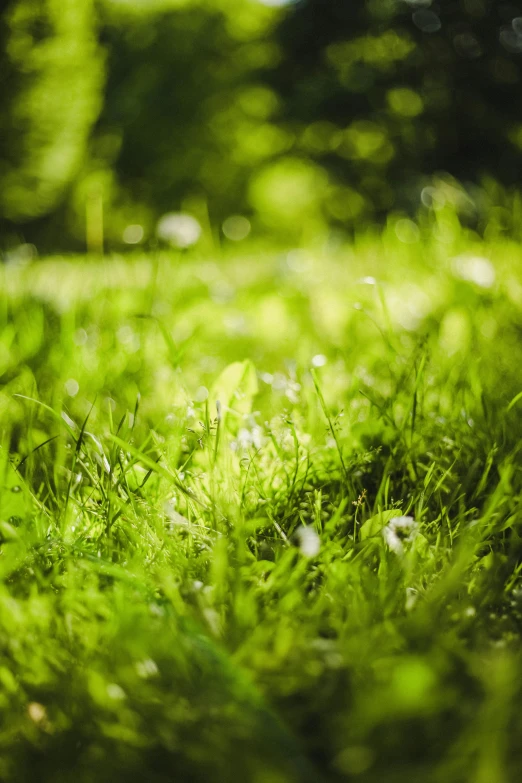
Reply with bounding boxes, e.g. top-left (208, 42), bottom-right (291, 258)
top-left (231, 424), bottom-right (264, 451)
top-left (295, 526), bottom-right (321, 558)
top-left (382, 516), bottom-right (417, 555)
